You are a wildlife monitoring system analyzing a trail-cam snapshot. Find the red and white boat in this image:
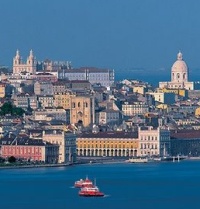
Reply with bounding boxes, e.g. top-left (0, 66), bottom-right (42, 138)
top-left (79, 185), bottom-right (104, 197)
top-left (74, 177), bottom-right (93, 188)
